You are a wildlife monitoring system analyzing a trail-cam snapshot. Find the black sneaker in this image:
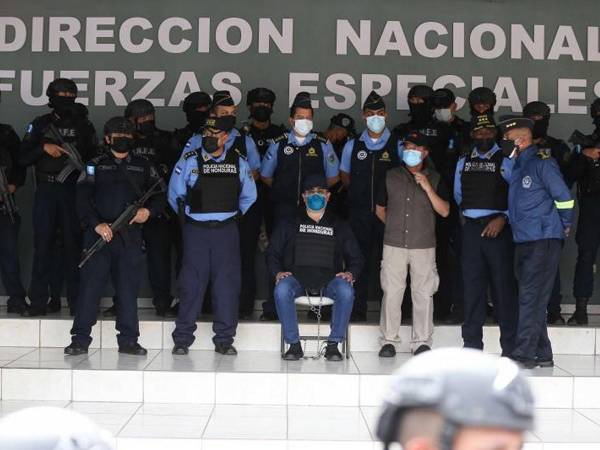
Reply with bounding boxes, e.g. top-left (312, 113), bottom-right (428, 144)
top-left (47, 296), bottom-right (61, 313)
top-left (118, 343), bottom-right (148, 356)
top-left (21, 306), bottom-right (46, 317)
top-left (64, 344), bottom-right (88, 356)
top-left (547, 312), bottom-right (565, 325)
top-left (172, 345), bottom-right (189, 355)
top-left (103, 305), bottom-right (117, 318)
top-left (324, 342), bottom-right (343, 361)
top-left (260, 311), bottom-right (278, 321)
top-left (509, 356), bottom-right (537, 370)
top-left (283, 342), bottom-right (304, 361)
top-left (378, 344), bottom-right (396, 358)
top-left (215, 343), bottom-right (238, 355)
top-left (413, 345), bottom-right (431, 355)
top-left (536, 358), bottom-right (555, 368)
